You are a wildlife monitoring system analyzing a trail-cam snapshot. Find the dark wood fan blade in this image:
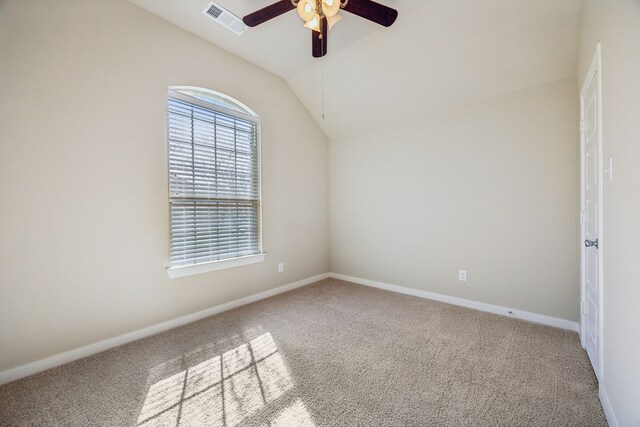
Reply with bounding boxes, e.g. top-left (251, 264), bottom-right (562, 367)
top-left (312, 17), bottom-right (328, 58)
top-left (342, 0), bottom-right (398, 27)
top-left (243, 0), bottom-right (295, 27)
